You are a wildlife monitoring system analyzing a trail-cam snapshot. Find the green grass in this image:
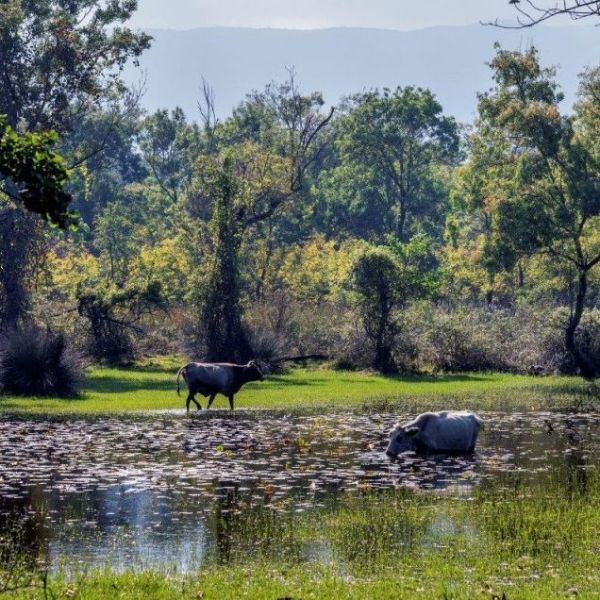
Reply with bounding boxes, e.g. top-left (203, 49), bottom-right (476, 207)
top-left (5, 478), bottom-right (600, 598)
top-left (0, 357), bottom-right (589, 414)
